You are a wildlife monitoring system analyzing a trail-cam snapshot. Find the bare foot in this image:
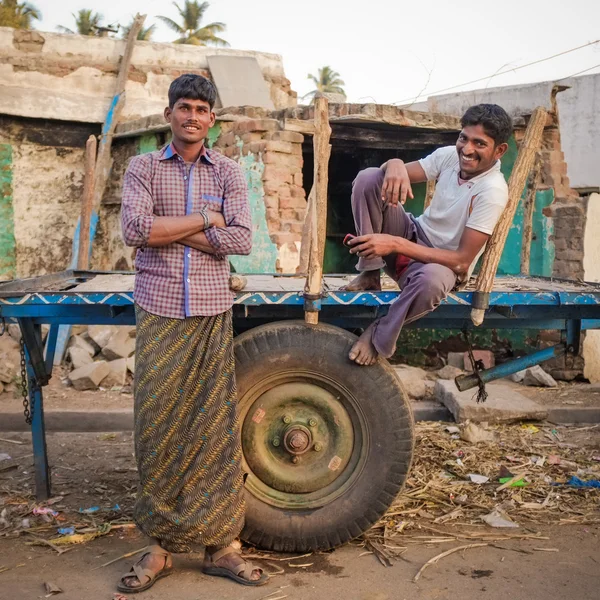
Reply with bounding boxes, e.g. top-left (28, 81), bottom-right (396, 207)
top-left (120, 550), bottom-right (172, 590)
top-left (340, 270), bottom-right (381, 292)
top-left (349, 323), bottom-right (379, 366)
